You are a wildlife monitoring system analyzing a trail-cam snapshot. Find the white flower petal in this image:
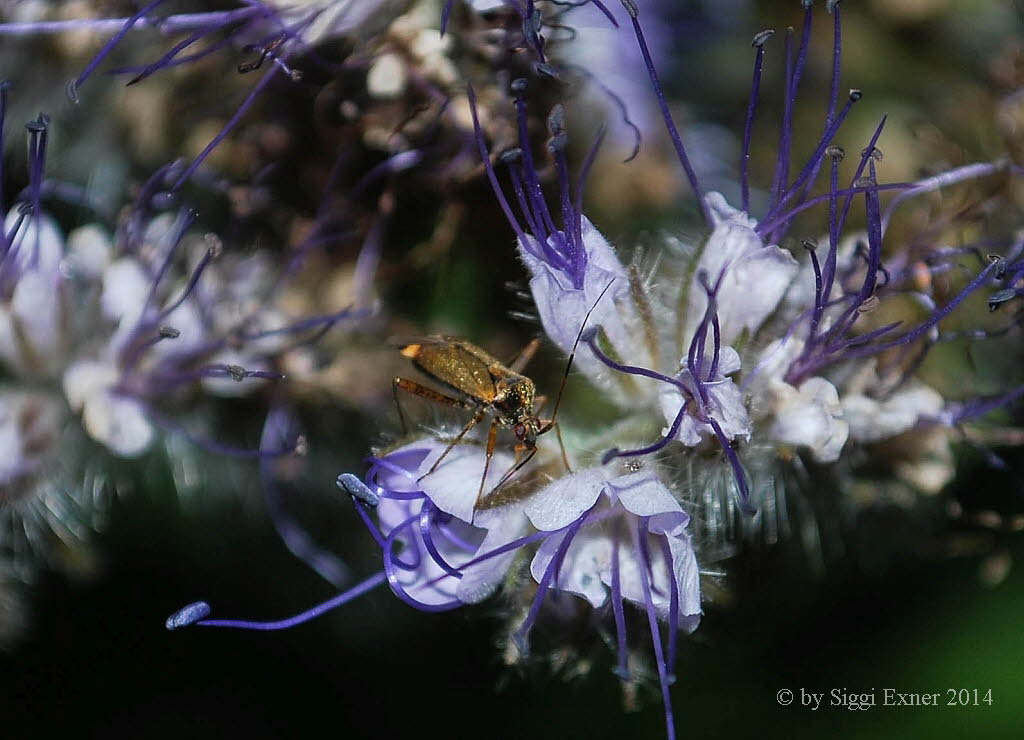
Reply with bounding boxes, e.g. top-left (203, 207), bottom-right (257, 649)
top-left (418, 442), bottom-right (514, 523)
top-left (62, 360), bottom-right (118, 412)
top-left (842, 384), bottom-right (945, 443)
top-left (524, 467), bottom-right (607, 531)
top-left (101, 258), bottom-right (151, 325)
top-left (82, 391), bottom-right (154, 457)
top-left (10, 269), bottom-right (63, 373)
top-left (65, 224), bottom-right (112, 279)
top-left (531, 528), bottom-right (612, 608)
top-left (456, 504), bottom-right (528, 604)
top-left (770, 377), bottom-right (849, 462)
top-left (687, 193), bottom-right (798, 346)
top-left (3, 207), bottom-right (63, 277)
top-left (607, 472), bottom-right (685, 520)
